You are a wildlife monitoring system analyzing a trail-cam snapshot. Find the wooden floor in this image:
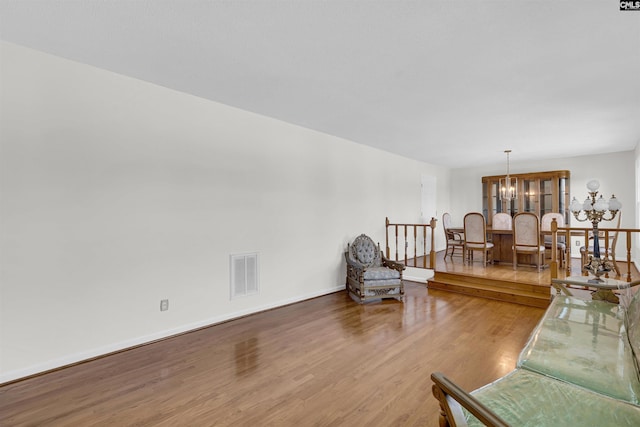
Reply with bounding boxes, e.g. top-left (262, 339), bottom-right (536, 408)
top-left (435, 250), bottom-right (639, 282)
top-left (0, 283), bottom-right (545, 427)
